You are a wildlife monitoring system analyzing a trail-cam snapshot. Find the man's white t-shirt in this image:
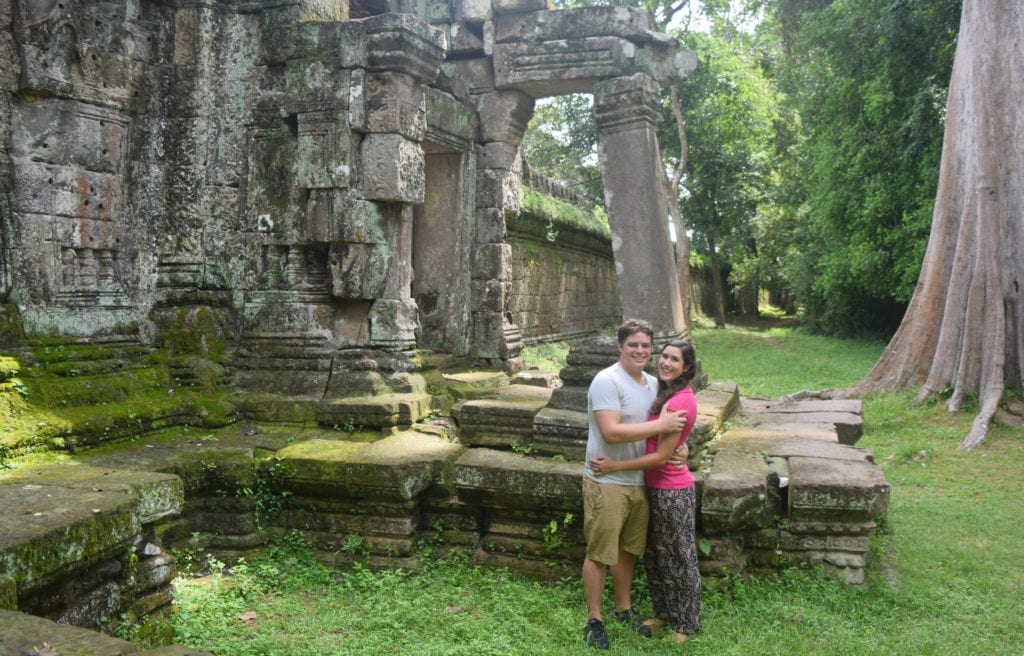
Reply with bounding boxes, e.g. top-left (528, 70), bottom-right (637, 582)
top-left (584, 362), bottom-right (657, 486)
